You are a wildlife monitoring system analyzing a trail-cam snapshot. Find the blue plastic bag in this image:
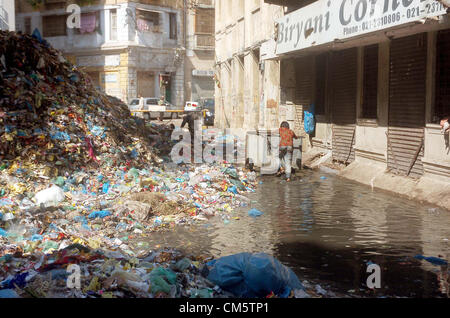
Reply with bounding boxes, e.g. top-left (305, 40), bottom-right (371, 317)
top-left (304, 104), bottom-right (315, 135)
top-left (248, 208), bottom-right (263, 217)
top-left (102, 182), bottom-right (110, 194)
top-left (228, 186), bottom-right (238, 194)
top-left (88, 210), bottom-right (111, 219)
top-left (2, 272), bottom-right (28, 289)
top-left (32, 28), bottom-right (43, 43)
top-left (207, 252), bottom-right (304, 298)
top-left (0, 289), bottom-right (19, 298)
top-left (414, 255), bottom-right (448, 266)
top-left (30, 234), bottom-right (43, 241)
top-left (304, 111), bottom-right (315, 135)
